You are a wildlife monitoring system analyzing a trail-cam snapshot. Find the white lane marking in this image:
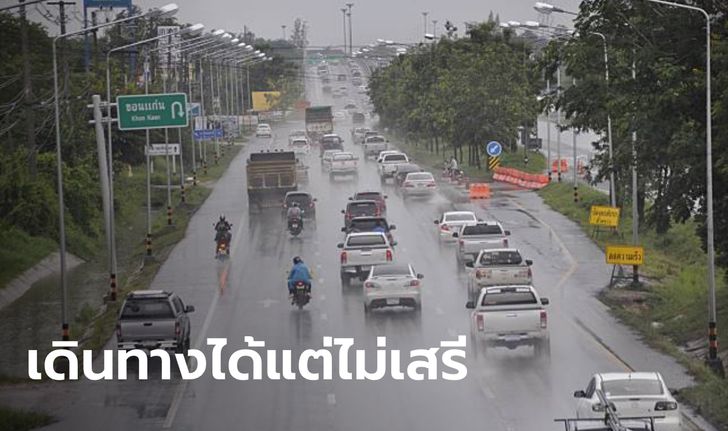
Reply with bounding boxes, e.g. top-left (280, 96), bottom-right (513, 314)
top-left (320, 313), bottom-right (328, 321)
top-left (163, 215), bottom-right (246, 429)
top-left (316, 264), bottom-right (322, 268)
top-left (315, 251), bottom-right (321, 256)
top-left (435, 307), bottom-right (445, 316)
top-left (327, 393), bottom-right (337, 405)
top-left (260, 298), bottom-right (279, 308)
top-left (320, 294), bottom-right (326, 301)
top-left (318, 277), bottom-right (325, 283)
